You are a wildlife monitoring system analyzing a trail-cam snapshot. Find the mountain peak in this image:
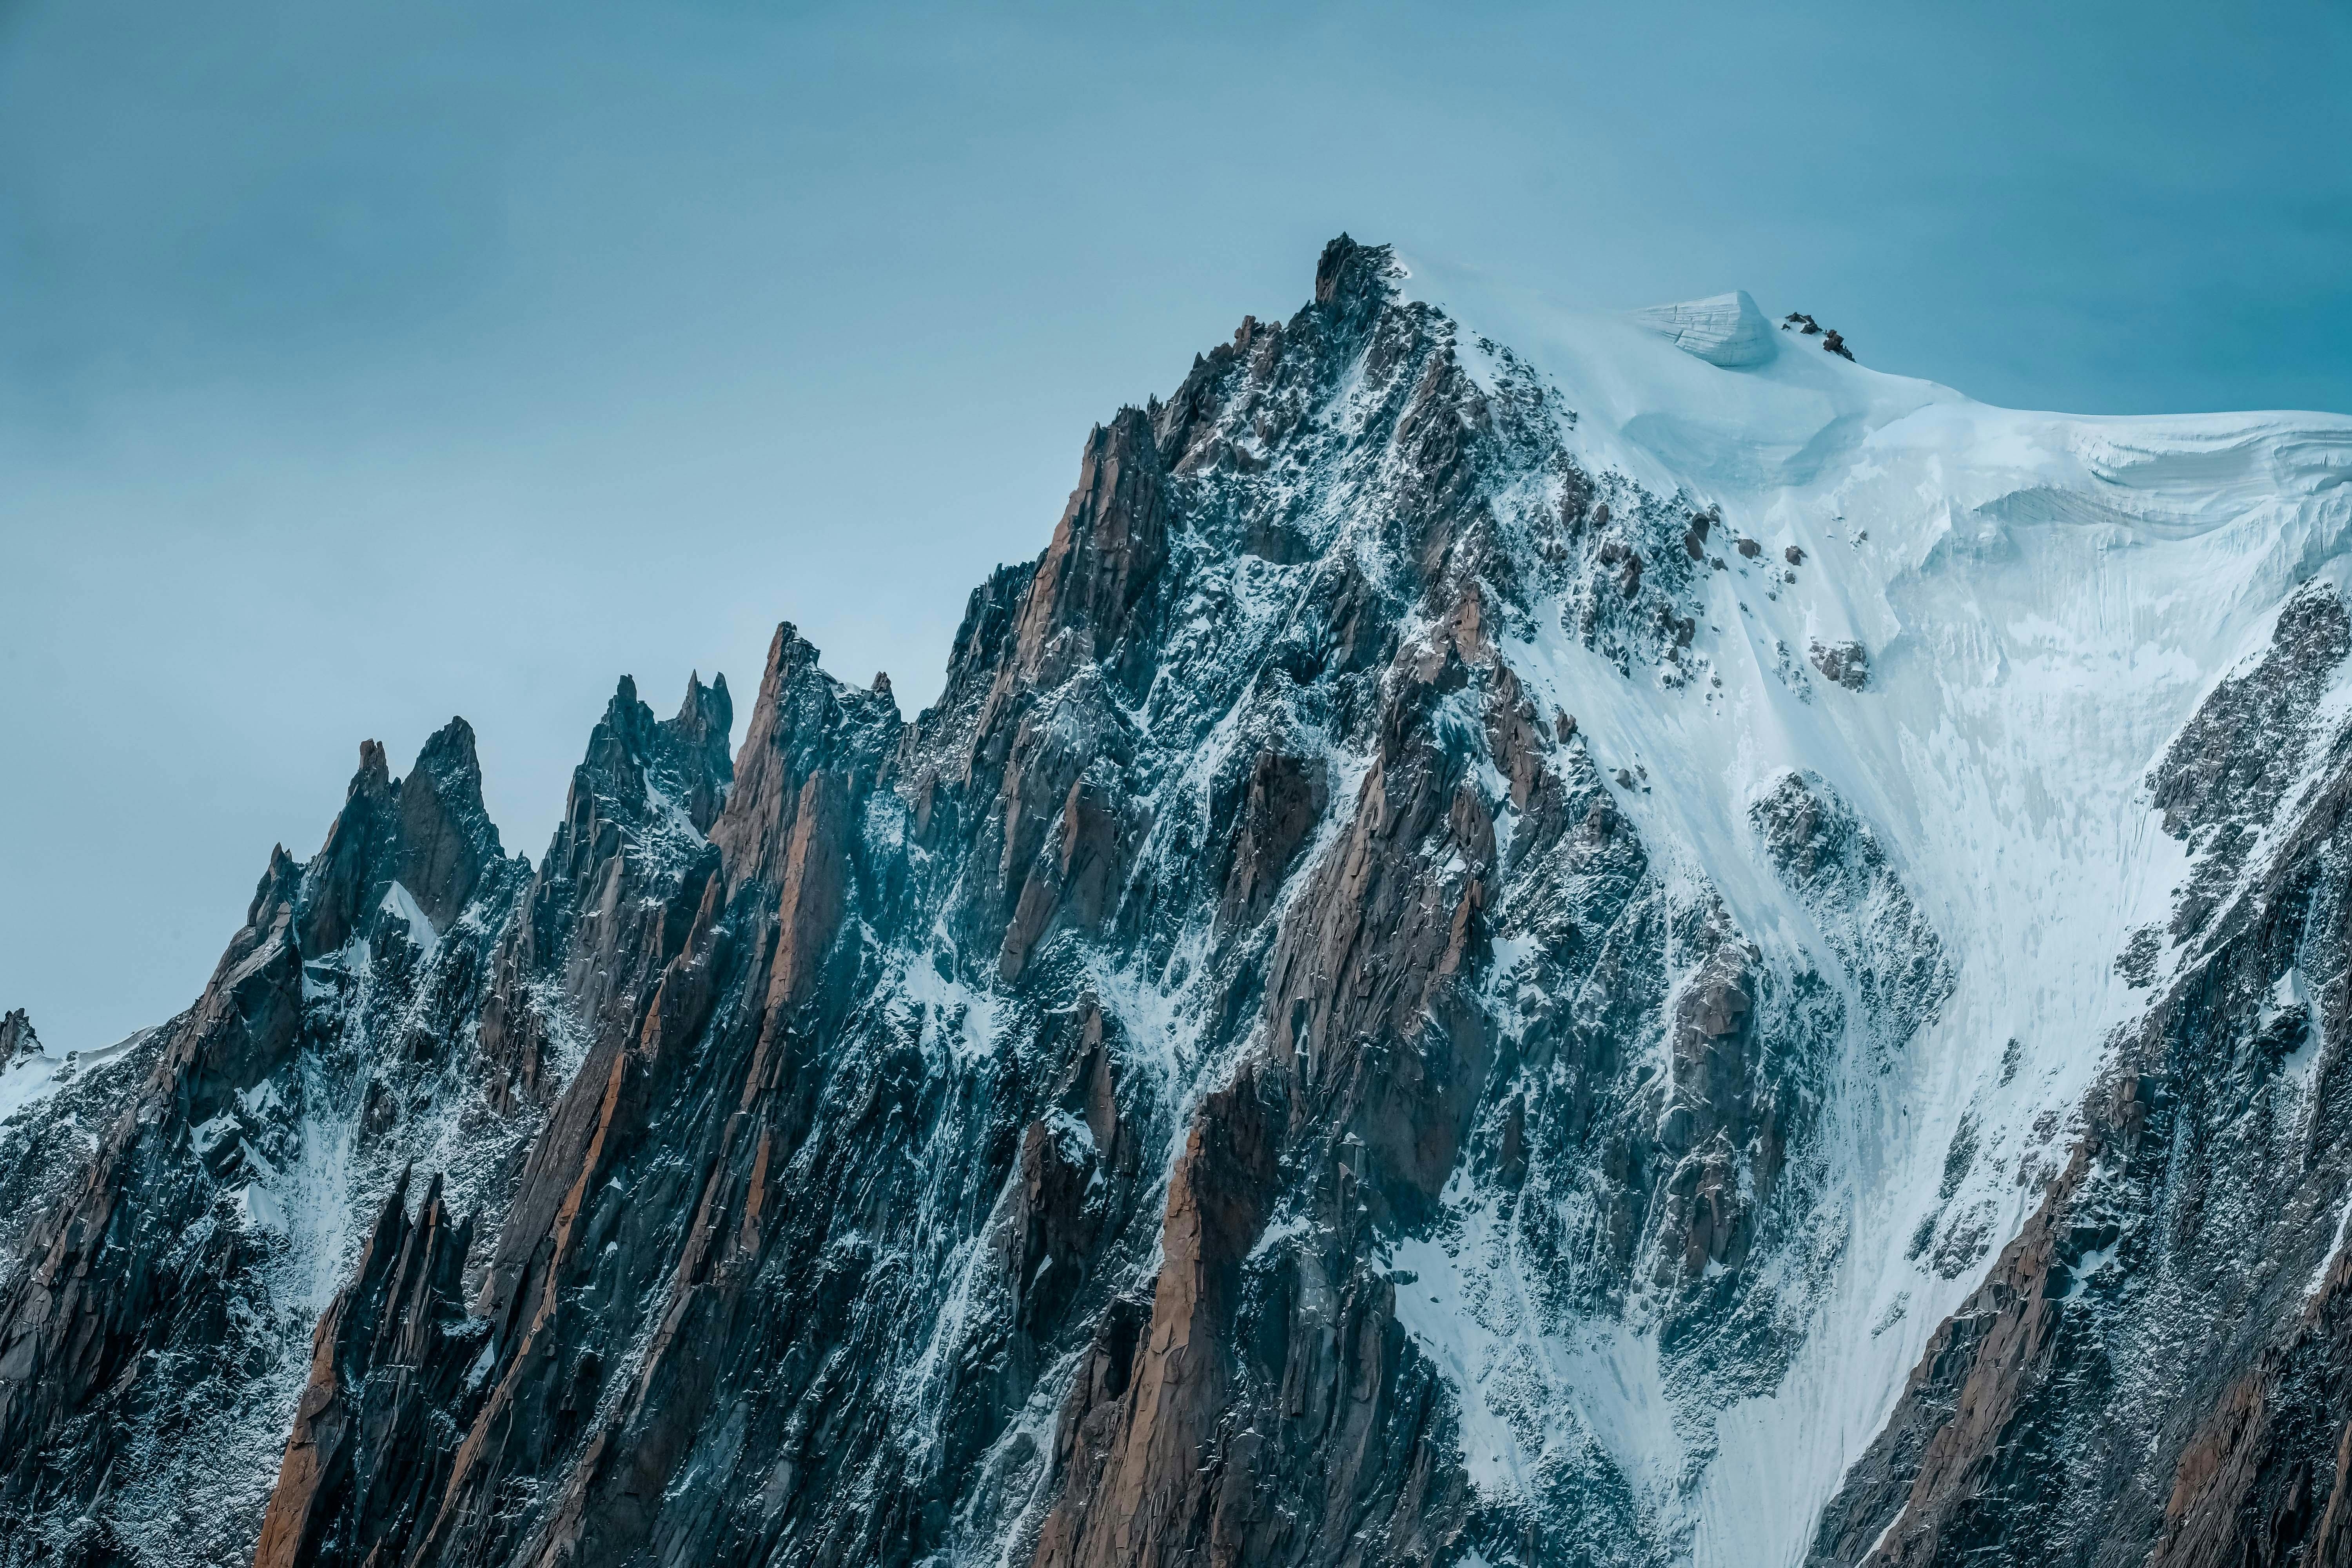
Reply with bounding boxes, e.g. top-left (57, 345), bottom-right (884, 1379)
top-left (1010, 404), bottom-right (1171, 695)
top-left (0, 1009), bottom-right (38, 1067)
top-left (350, 738), bottom-right (393, 799)
top-left (12, 236), bottom-right (2352, 1568)
top-left (1314, 231), bottom-right (1401, 318)
top-left (674, 668), bottom-right (731, 750)
top-left (397, 716), bottom-right (503, 930)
